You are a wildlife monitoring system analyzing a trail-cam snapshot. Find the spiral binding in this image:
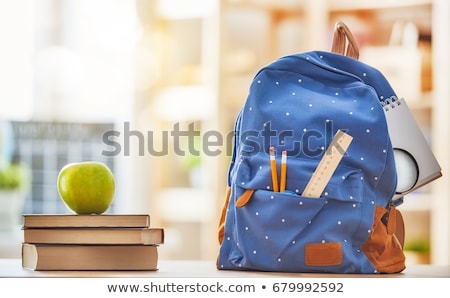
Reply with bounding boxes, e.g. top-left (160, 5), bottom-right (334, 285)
top-left (381, 96), bottom-right (401, 111)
